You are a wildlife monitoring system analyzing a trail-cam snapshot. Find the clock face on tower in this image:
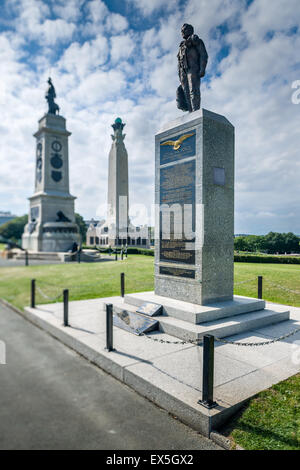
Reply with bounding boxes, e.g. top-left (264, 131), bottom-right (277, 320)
top-left (36, 142), bottom-right (42, 183)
